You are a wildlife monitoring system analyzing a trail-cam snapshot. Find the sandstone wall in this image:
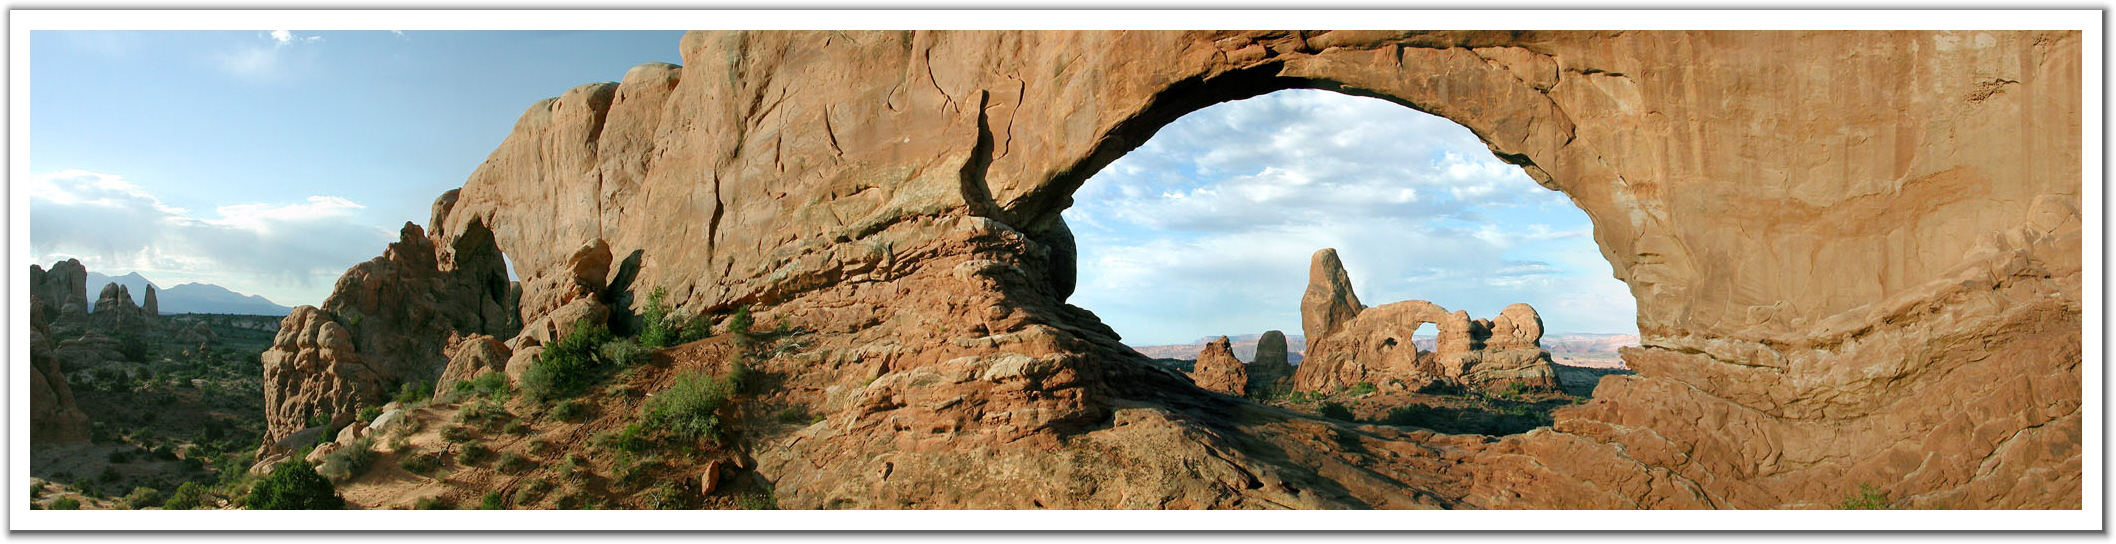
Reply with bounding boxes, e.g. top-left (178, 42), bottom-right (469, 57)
top-left (285, 30), bottom-right (2081, 509)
